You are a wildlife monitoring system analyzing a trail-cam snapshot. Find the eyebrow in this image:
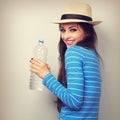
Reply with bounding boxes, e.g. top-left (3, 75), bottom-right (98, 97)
top-left (60, 25), bottom-right (78, 29)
